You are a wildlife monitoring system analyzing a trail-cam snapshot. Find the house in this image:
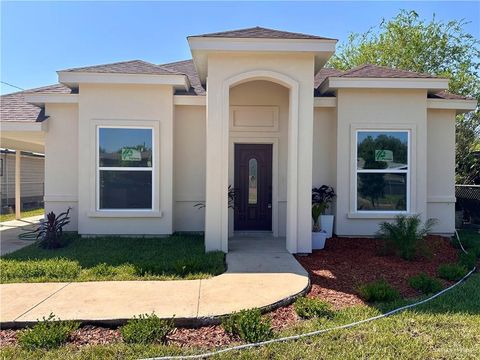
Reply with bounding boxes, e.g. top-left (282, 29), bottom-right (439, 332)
top-left (0, 149), bottom-right (45, 214)
top-left (0, 27), bottom-right (476, 253)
